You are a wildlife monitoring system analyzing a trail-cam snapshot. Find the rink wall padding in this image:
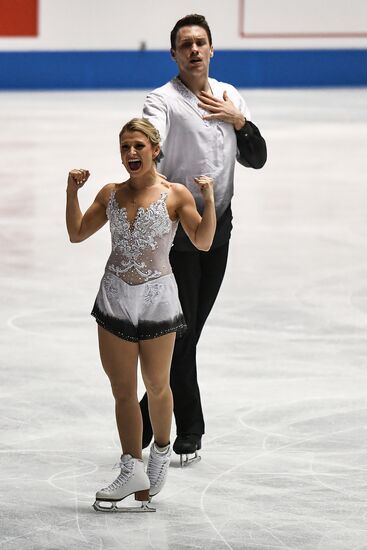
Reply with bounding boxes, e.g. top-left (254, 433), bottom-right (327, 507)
top-left (0, 49), bottom-right (367, 89)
